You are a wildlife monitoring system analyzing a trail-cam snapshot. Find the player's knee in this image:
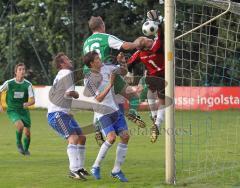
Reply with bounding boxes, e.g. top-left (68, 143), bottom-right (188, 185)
top-left (121, 133), bottom-right (130, 143)
top-left (106, 134), bottom-right (116, 144)
top-left (24, 129), bottom-right (31, 137)
top-left (78, 135), bottom-right (86, 145)
top-left (68, 134), bottom-right (79, 144)
top-left (15, 120), bottom-right (24, 130)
